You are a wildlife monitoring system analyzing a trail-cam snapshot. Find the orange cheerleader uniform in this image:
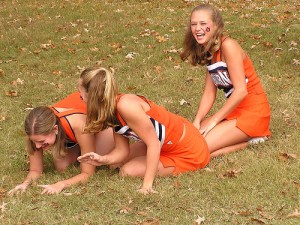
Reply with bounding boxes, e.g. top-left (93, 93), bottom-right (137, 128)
top-left (50, 92), bottom-right (87, 143)
top-left (115, 94), bottom-right (210, 175)
top-left (207, 43), bottom-right (271, 137)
